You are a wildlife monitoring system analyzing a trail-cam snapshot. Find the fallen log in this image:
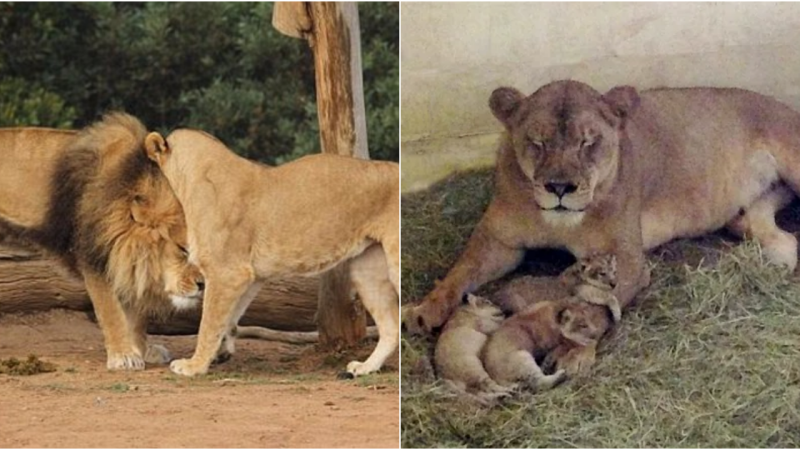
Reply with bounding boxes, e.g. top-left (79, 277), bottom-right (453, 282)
top-left (0, 244), bottom-right (321, 334)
